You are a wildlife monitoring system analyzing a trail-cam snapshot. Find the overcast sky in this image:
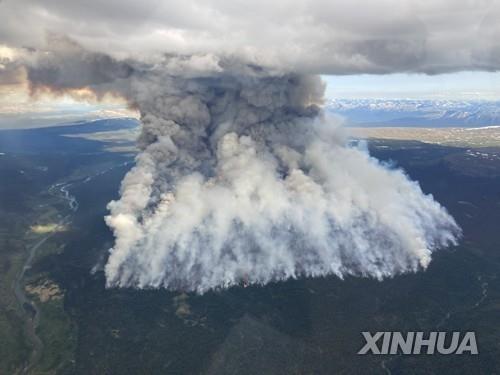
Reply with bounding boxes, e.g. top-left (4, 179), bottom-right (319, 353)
top-left (3, 0), bottom-right (500, 73)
